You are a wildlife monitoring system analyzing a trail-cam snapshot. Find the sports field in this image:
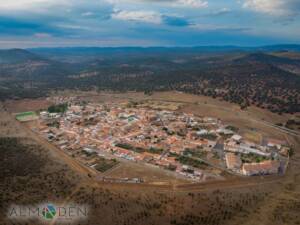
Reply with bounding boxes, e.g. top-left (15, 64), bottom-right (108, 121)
top-left (15, 111), bottom-right (38, 122)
